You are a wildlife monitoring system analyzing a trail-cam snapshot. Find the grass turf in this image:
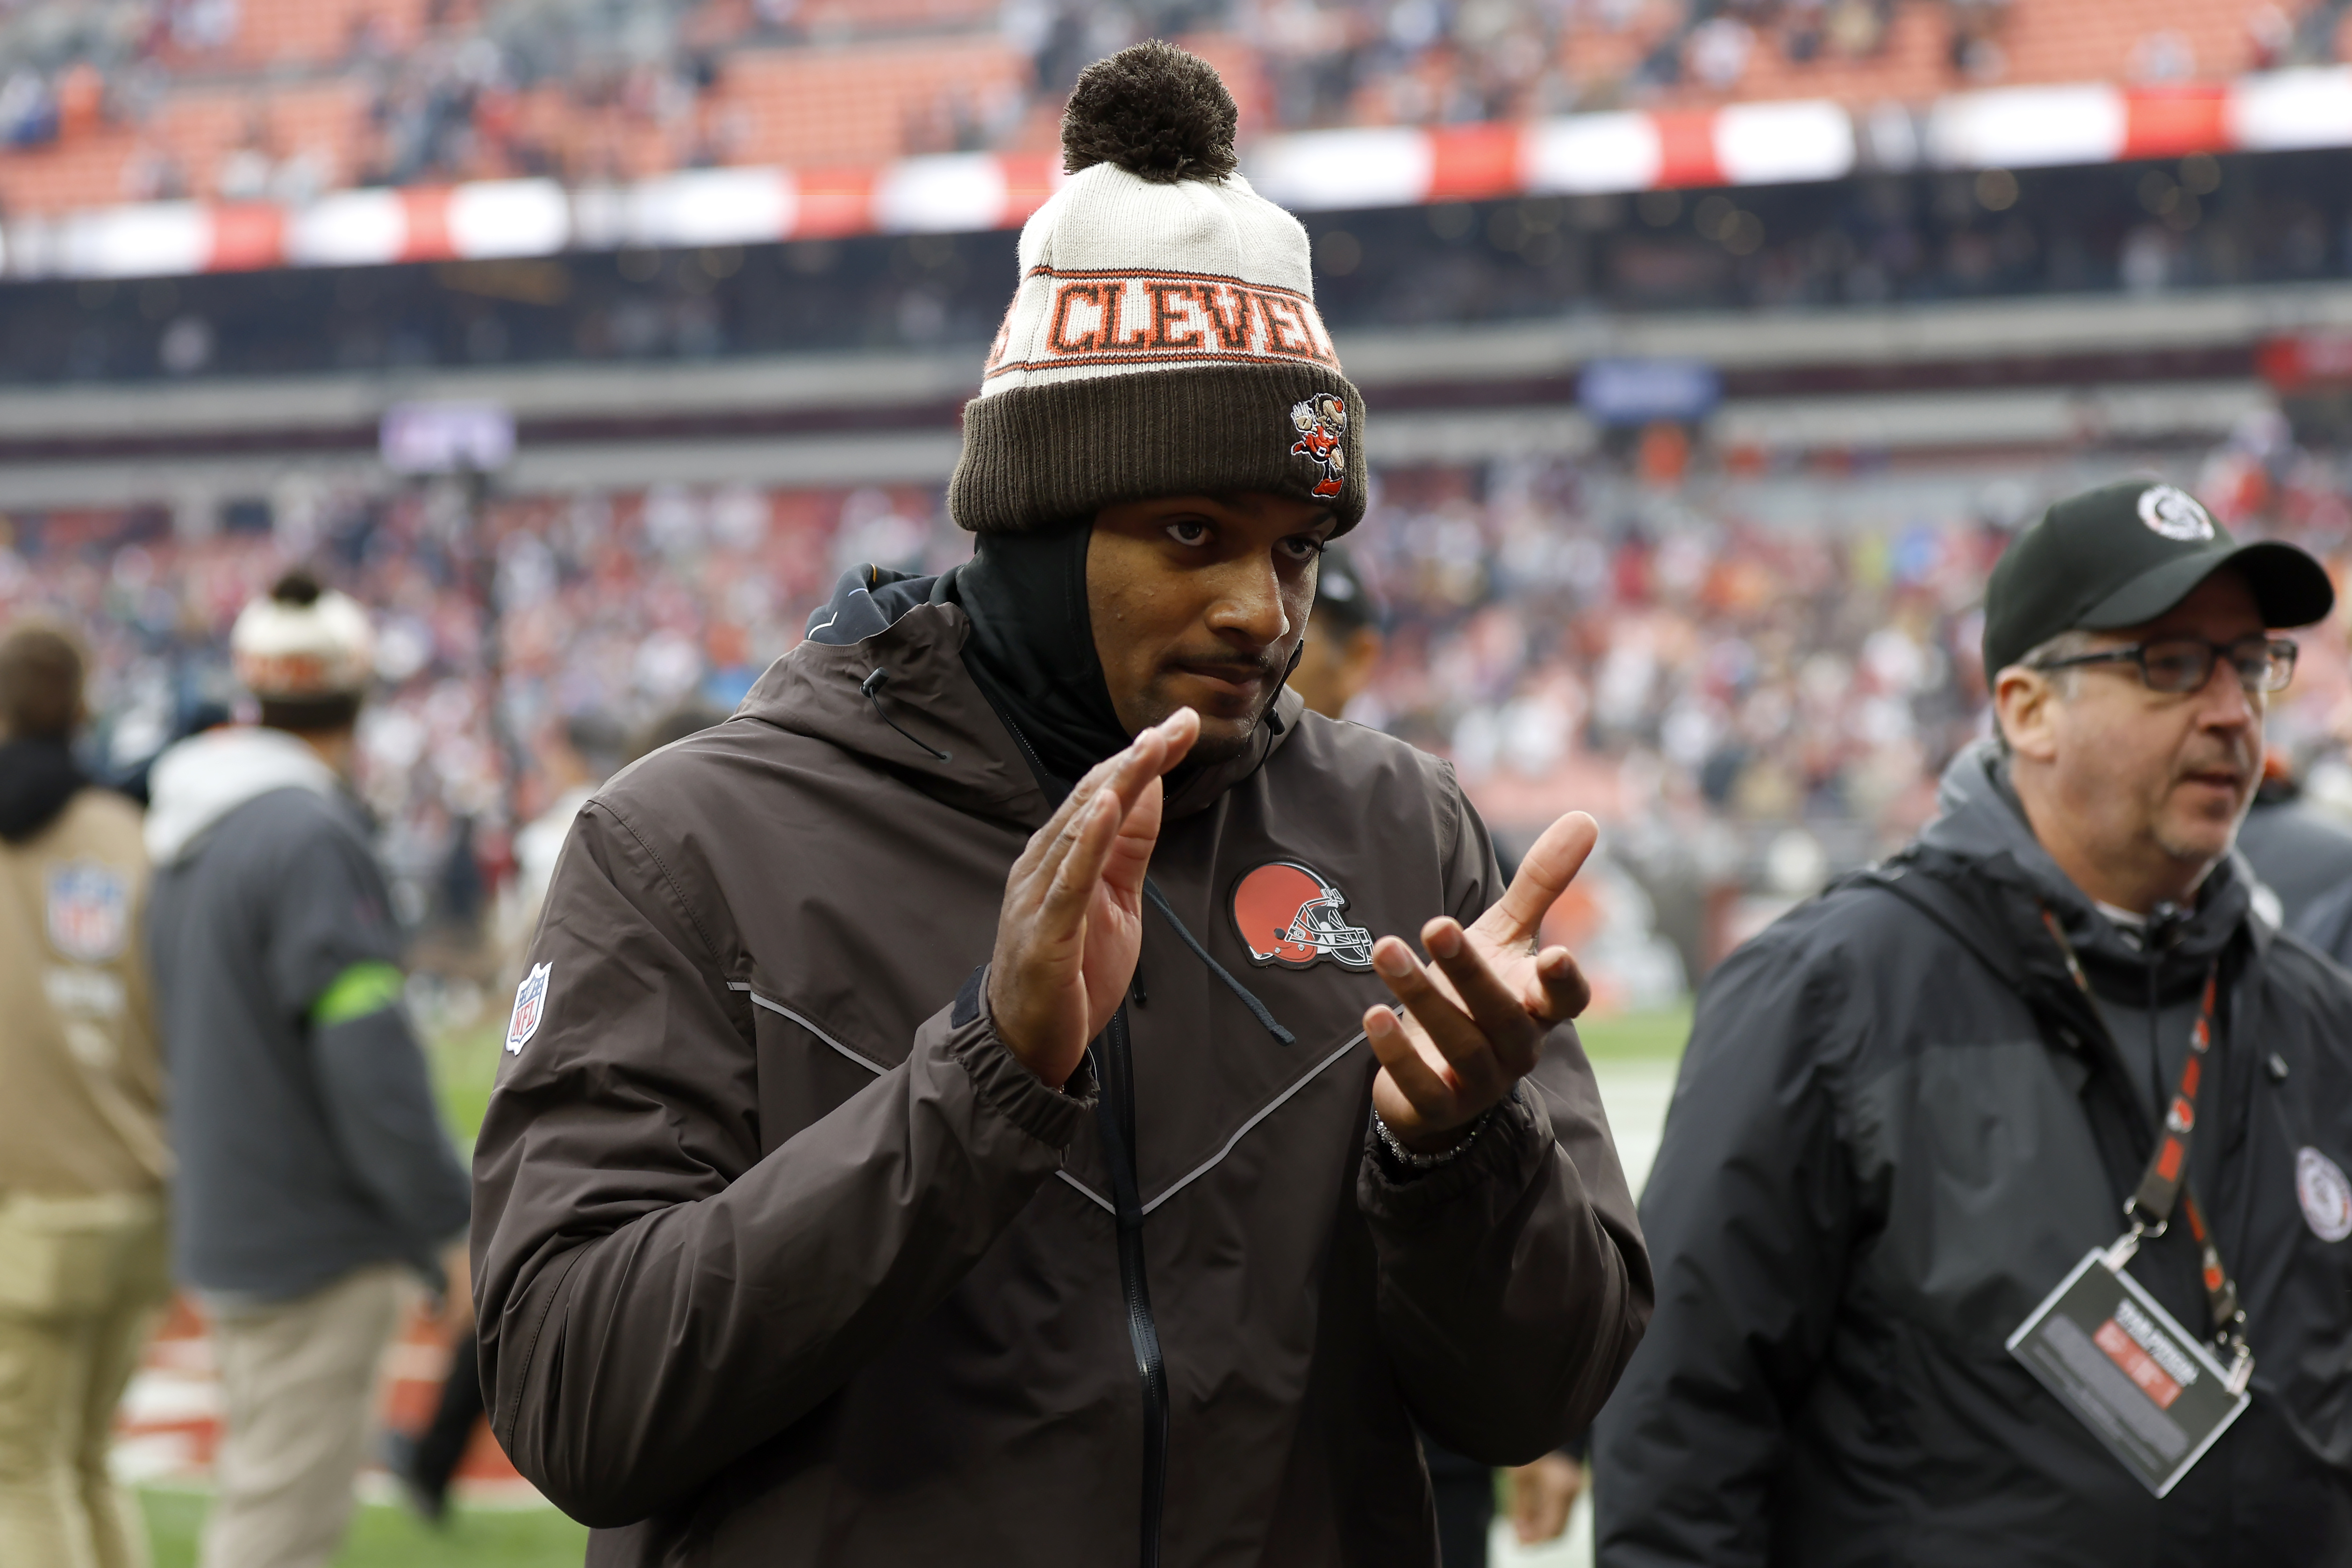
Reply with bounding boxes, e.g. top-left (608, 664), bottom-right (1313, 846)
top-left (428, 1020), bottom-right (508, 1148)
top-left (1574, 1002), bottom-right (1693, 1064)
top-left (141, 1488), bottom-right (589, 1568)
